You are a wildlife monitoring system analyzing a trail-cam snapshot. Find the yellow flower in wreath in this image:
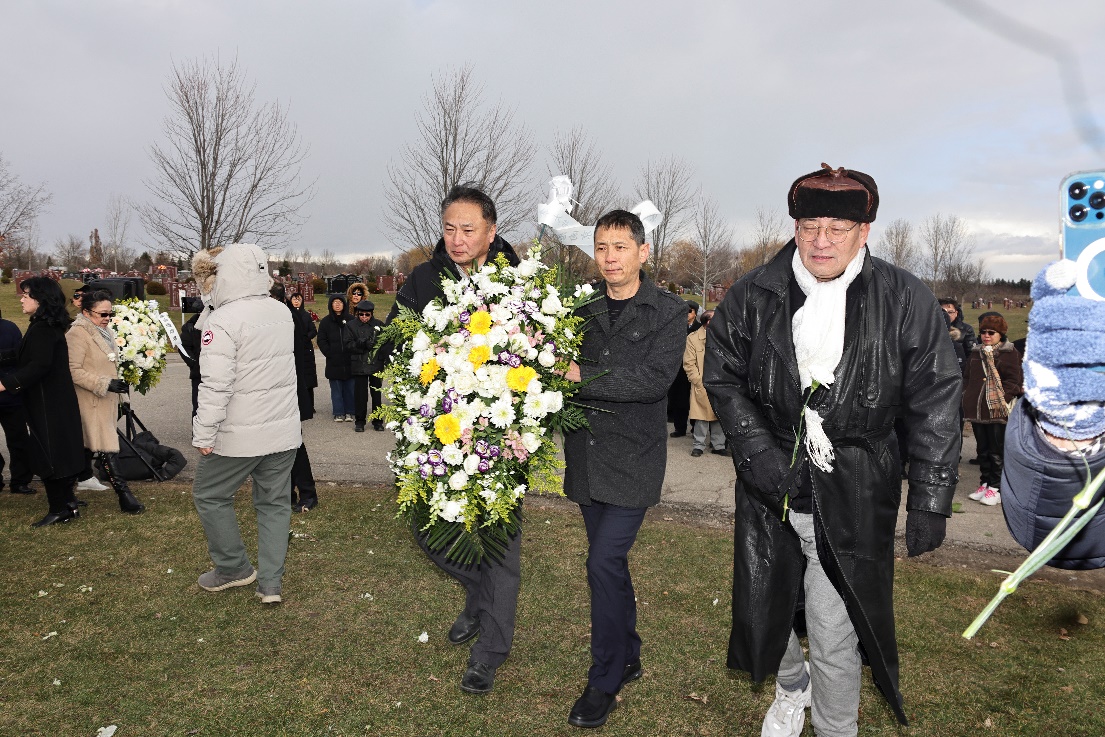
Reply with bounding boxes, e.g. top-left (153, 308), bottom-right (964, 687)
top-left (468, 344), bottom-right (491, 370)
top-left (467, 311), bottom-right (492, 335)
top-left (434, 413), bottom-right (462, 445)
top-left (506, 365), bottom-right (538, 392)
top-left (420, 357), bottom-right (440, 385)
